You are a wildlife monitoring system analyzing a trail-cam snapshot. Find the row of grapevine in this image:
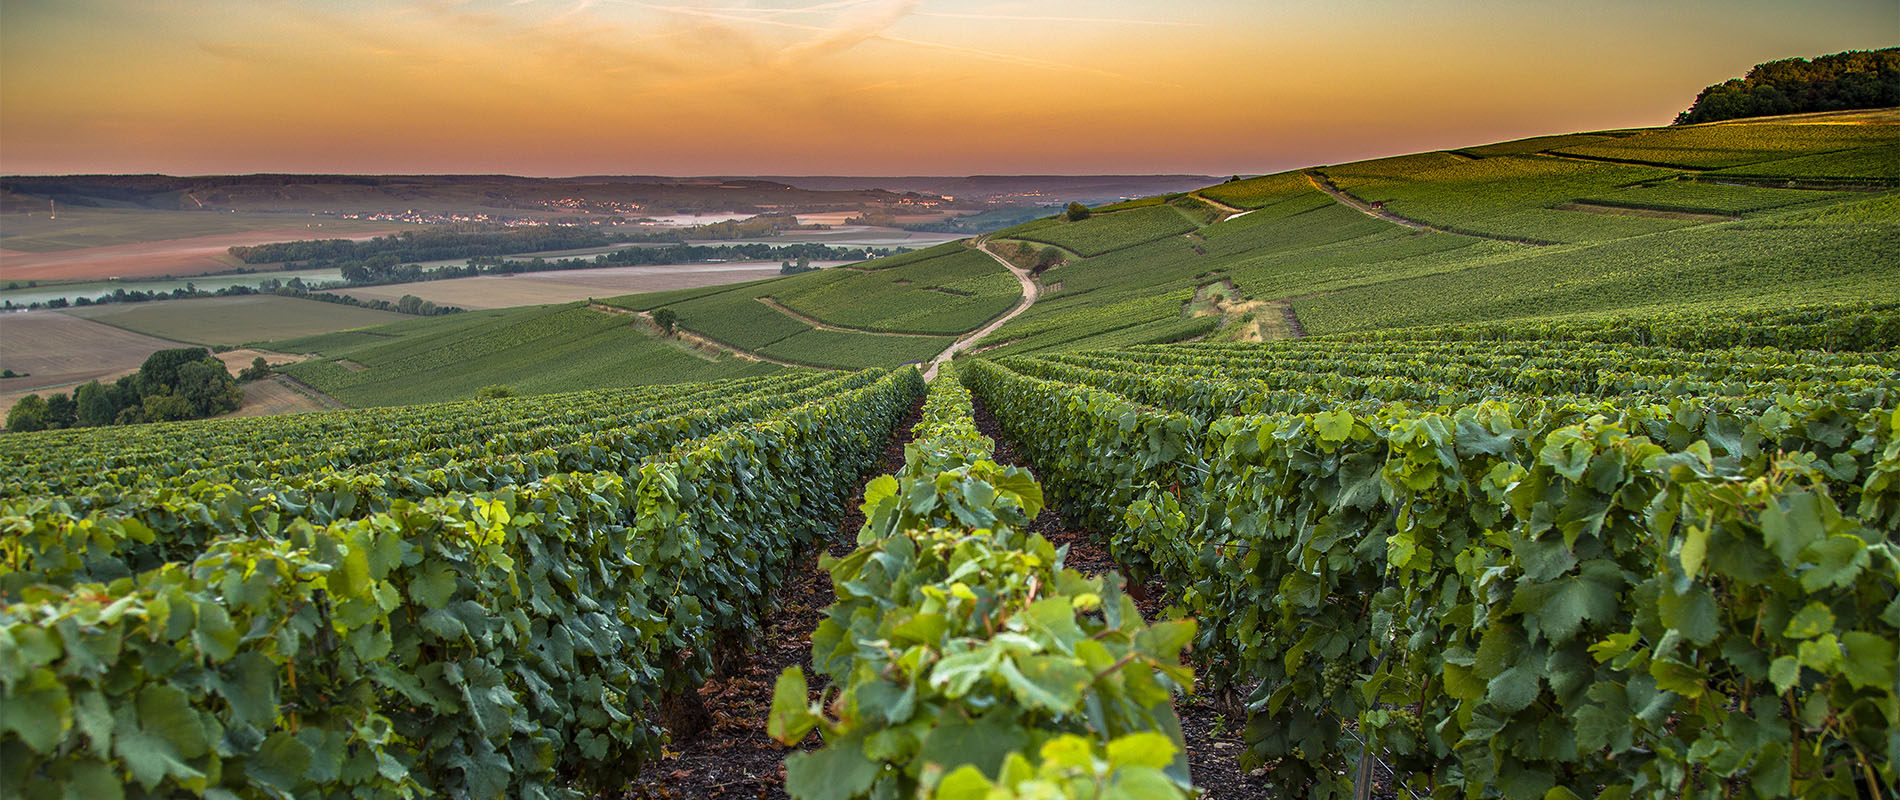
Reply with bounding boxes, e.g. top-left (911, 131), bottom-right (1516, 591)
top-left (4, 371), bottom-right (883, 589)
top-left (0, 369), bottom-right (924, 798)
top-left (768, 371), bottom-right (1200, 799)
top-left (1328, 301), bottom-right (1900, 352)
top-left (0, 372), bottom-right (836, 496)
top-left (964, 339), bottom-right (1899, 800)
